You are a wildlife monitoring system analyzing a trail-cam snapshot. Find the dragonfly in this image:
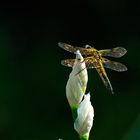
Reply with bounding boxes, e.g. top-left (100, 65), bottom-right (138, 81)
top-left (58, 42), bottom-right (127, 94)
